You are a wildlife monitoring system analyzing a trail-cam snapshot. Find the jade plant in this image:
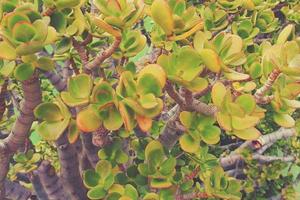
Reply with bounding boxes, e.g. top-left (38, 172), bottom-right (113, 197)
top-left (1, 0), bottom-right (300, 200)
